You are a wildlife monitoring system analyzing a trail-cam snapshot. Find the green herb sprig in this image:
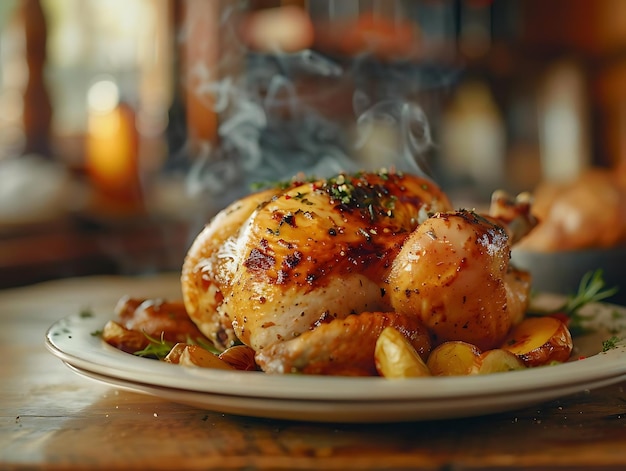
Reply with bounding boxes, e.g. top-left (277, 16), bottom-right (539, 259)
top-left (133, 332), bottom-right (174, 360)
top-left (528, 269), bottom-right (619, 337)
top-left (562, 269), bottom-right (618, 316)
top-left (560, 269), bottom-right (618, 336)
top-left (602, 335), bottom-right (622, 352)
